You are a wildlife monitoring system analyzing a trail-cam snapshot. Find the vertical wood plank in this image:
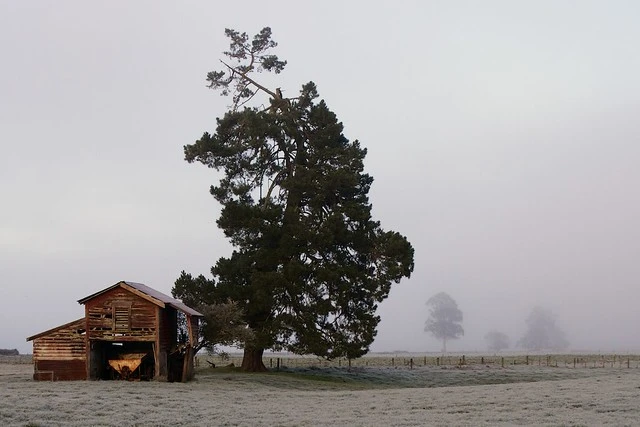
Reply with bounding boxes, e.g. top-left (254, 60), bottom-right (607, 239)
top-left (154, 306), bottom-right (161, 379)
